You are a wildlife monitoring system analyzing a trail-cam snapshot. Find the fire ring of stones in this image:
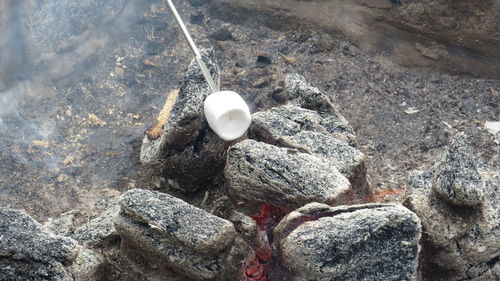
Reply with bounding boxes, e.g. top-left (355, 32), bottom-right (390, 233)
top-left (1, 50), bottom-right (498, 281)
